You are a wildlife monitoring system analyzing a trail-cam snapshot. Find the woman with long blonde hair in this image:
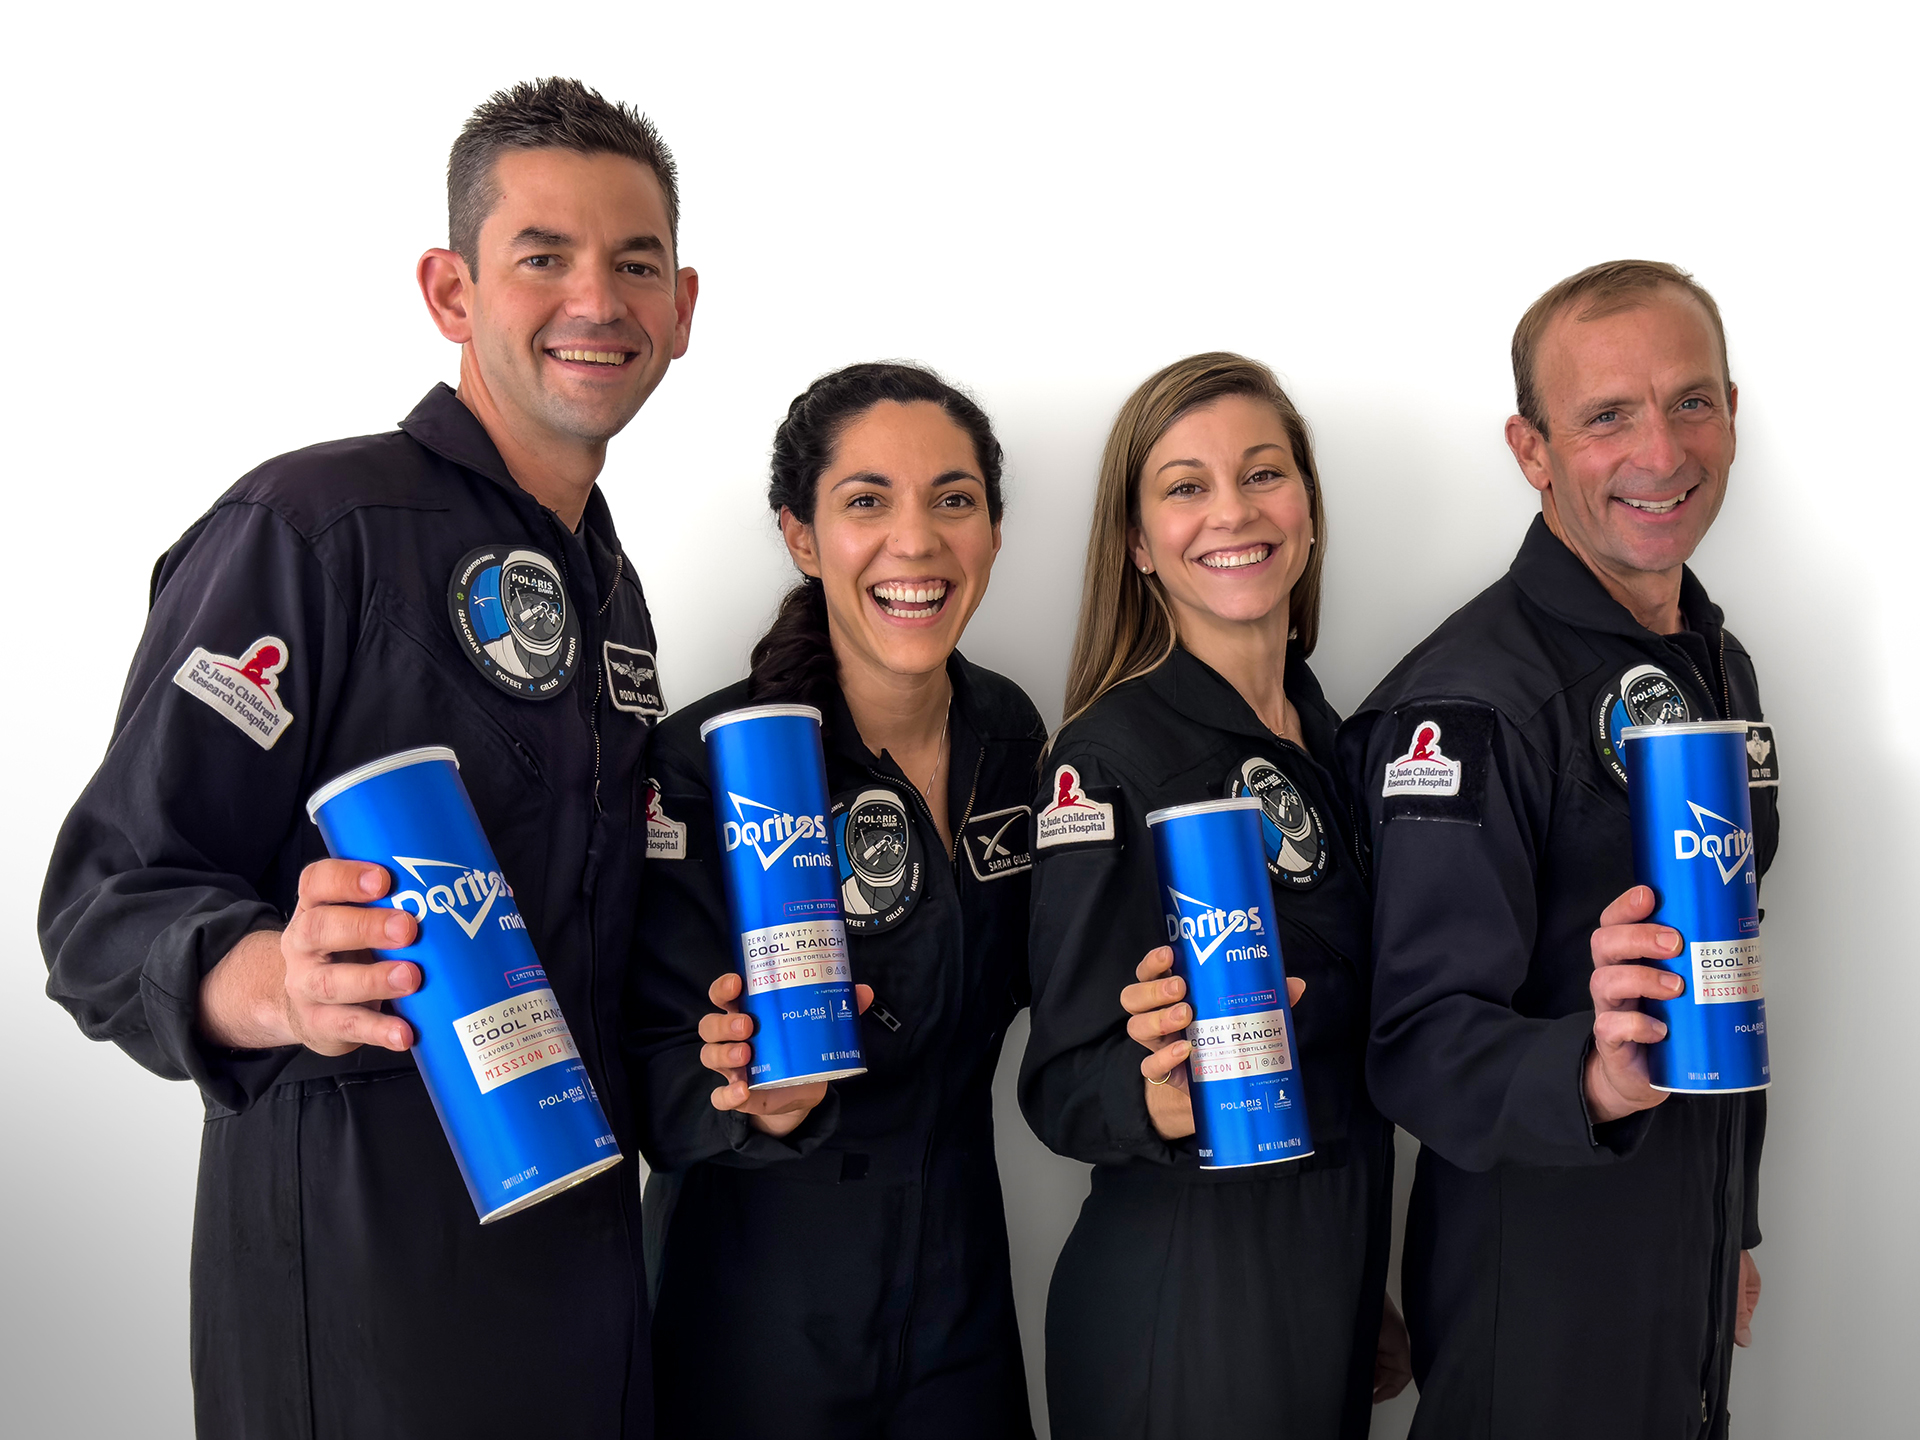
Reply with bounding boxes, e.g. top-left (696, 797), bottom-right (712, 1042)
top-left (1019, 353), bottom-right (1407, 1437)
